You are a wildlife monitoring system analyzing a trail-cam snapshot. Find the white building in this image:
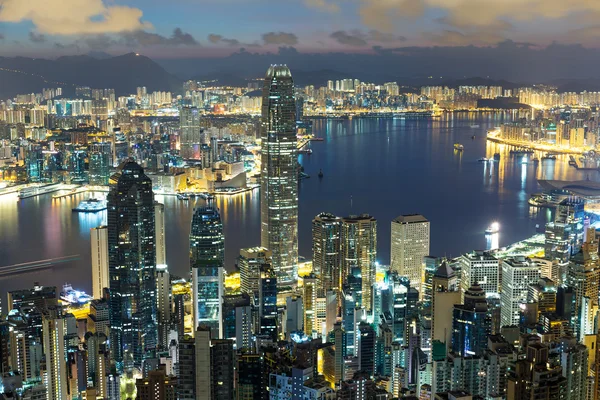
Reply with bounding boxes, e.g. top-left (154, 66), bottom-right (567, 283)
top-left (500, 257), bottom-right (541, 327)
top-left (459, 251), bottom-right (500, 296)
